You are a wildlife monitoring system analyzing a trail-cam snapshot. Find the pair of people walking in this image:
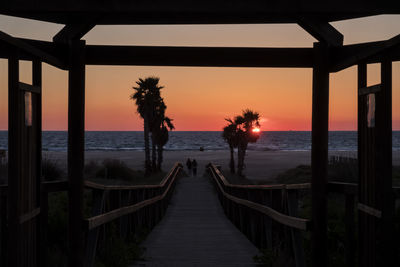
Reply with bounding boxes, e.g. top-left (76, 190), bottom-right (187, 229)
top-left (186, 158), bottom-right (198, 176)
